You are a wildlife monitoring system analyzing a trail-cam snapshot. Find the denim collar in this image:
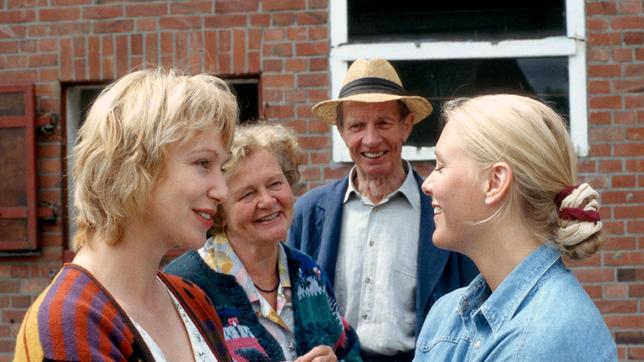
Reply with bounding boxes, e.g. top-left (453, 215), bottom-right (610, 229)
top-left (457, 244), bottom-right (562, 334)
